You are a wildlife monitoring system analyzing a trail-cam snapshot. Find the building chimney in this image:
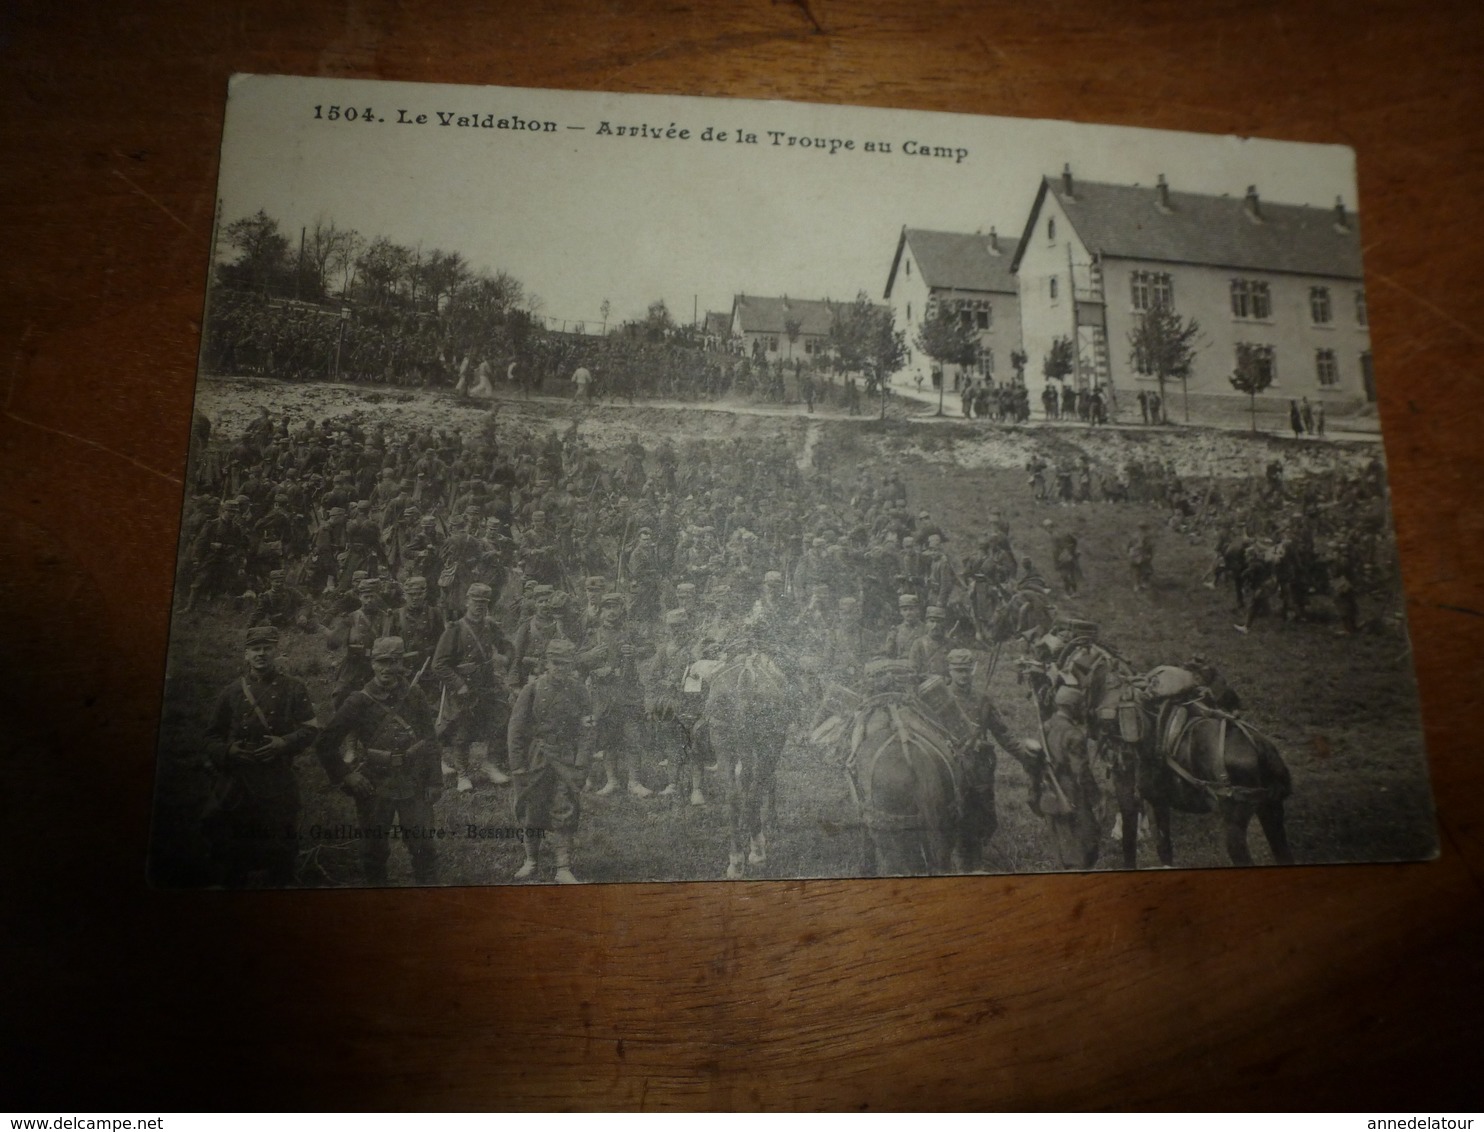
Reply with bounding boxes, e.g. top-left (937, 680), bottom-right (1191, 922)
top-left (1333, 195), bottom-right (1349, 231)
top-left (1244, 185), bottom-right (1263, 222)
top-left (1061, 163), bottom-right (1074, 198)
top-left (1156, 173), bottom-right (1171, 212)
top-left (988, 226), bottom-right (1000, 254)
